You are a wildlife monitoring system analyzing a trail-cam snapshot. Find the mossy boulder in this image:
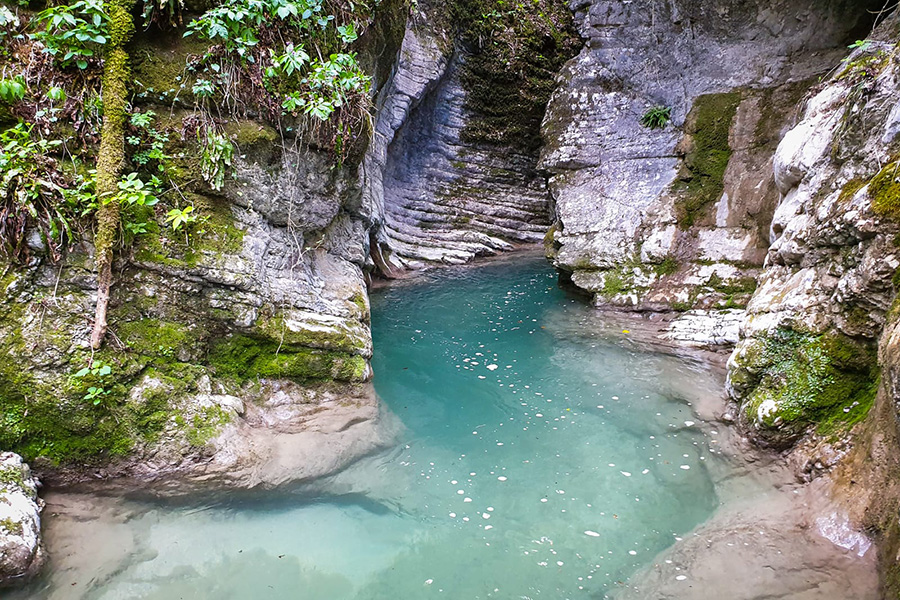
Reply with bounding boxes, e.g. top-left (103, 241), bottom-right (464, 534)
top-left (0, 453), bottom-right (43, 587)
top-left (739, 327), bottom-right (878, 448)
